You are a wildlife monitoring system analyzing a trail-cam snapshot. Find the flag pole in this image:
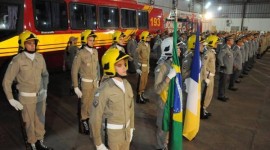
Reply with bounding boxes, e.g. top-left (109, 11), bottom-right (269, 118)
top-left (168, 1), bottom-right (178, 149)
